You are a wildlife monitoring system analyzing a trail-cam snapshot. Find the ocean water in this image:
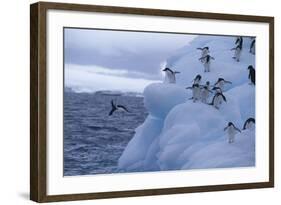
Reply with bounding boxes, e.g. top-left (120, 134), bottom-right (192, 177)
top-left (63, 91), bottom-right (148, 176)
